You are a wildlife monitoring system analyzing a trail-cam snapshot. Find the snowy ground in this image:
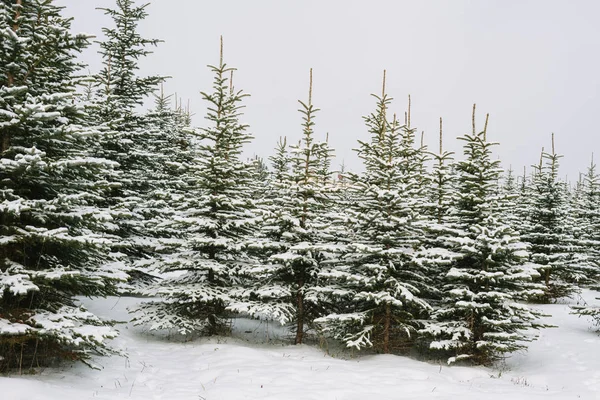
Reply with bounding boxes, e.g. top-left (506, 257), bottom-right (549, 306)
top-left (2, 291), bottom-right (599, 400)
